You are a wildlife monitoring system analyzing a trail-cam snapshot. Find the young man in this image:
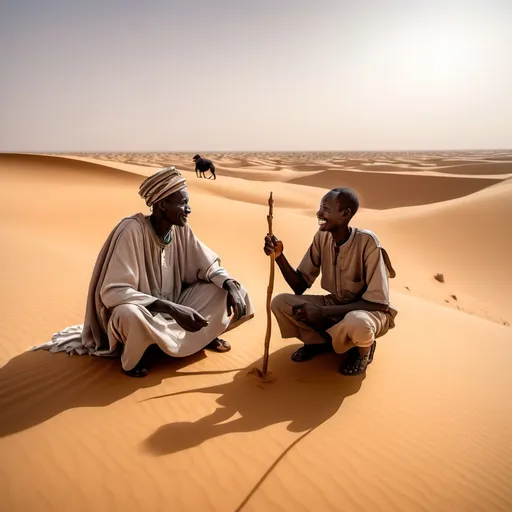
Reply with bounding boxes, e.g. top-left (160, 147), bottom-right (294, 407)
top-left (263, 187), bottom-right (397, 375)
top-left (36, 167), bottom-right (254, 376)
top-left (193, 154), bottom-right (216, 180)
